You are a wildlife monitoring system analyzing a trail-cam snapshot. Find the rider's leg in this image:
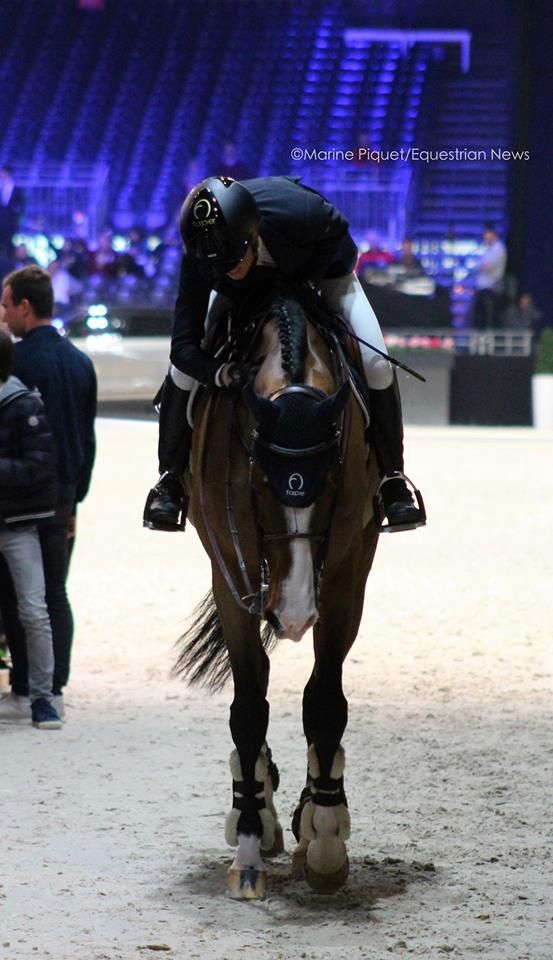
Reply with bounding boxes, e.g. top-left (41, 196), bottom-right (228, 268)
top-left (143, 366), bottom-right (193, 531)
top-left (319, 272), bottom-right (424, 530)
top-left (143, 292), bottom-right (232, 531)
